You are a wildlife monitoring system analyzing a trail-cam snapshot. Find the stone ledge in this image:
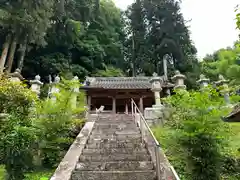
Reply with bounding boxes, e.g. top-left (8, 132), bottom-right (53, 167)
top-left (50, 121), bottom-right (95, 180)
